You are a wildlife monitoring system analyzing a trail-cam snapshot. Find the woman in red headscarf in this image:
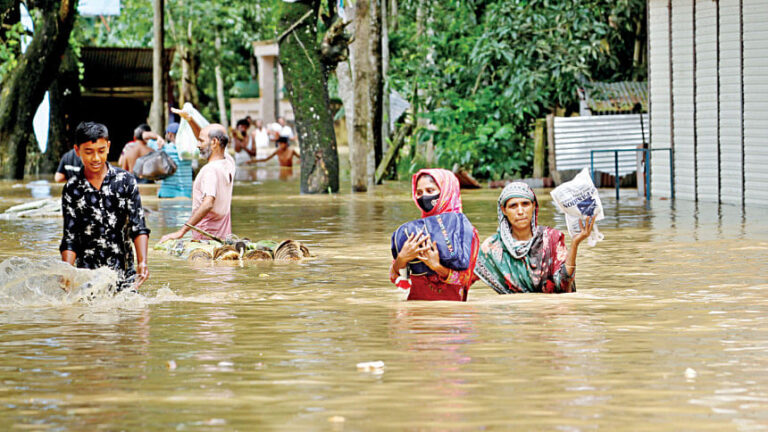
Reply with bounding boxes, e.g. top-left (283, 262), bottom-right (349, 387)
top-left (389, 168), bottom-right (480, 301)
